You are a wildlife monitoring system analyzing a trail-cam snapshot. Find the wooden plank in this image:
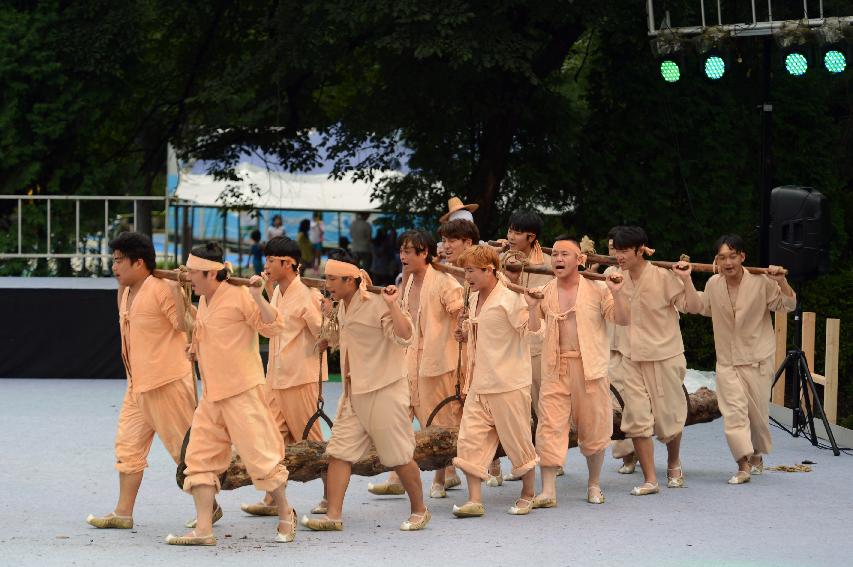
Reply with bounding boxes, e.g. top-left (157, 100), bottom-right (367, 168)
top-left (824, 319), bottom-right (840, 424)
top-left (773, 311), bottom-right (788, 405)
top-left (802, 312), bottom-right (816, 372)
top-left (811, 373), bottom-right (826, 386)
